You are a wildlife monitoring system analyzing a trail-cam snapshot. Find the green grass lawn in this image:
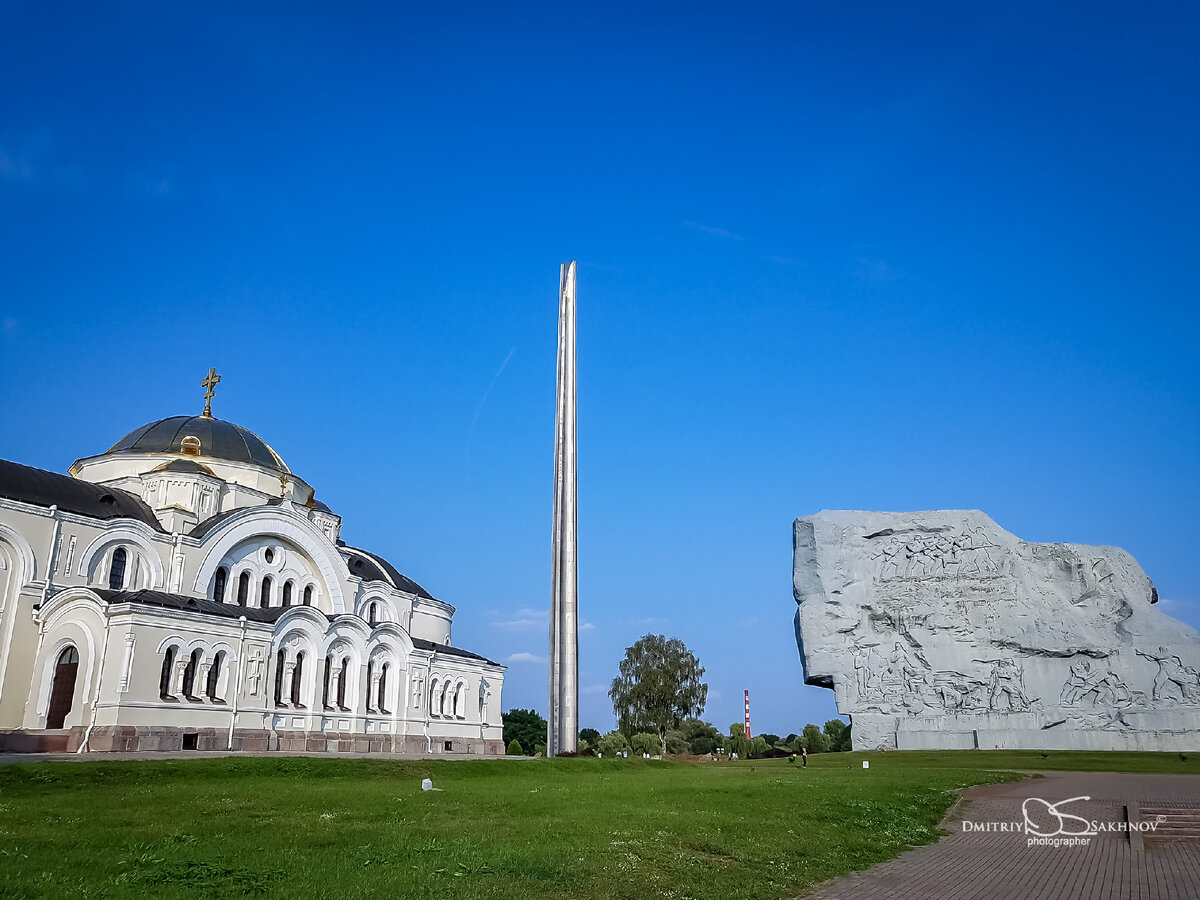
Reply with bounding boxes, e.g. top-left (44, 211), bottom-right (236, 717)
top-left (0, 750), bottom-right (1193, 899)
